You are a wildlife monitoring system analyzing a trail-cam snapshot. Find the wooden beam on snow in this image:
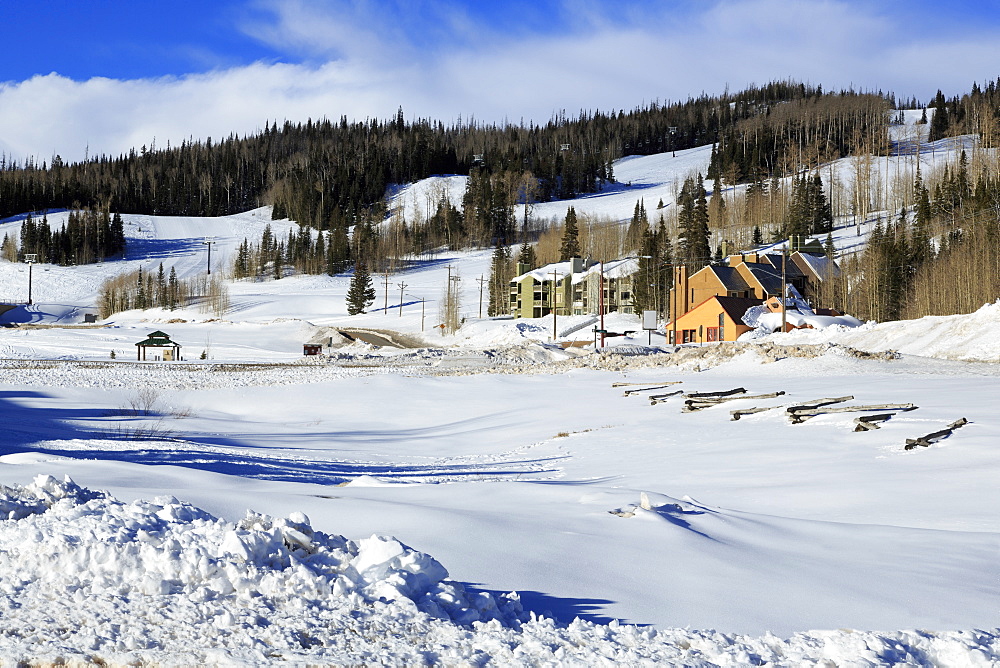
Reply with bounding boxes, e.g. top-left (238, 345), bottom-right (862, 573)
top-left (905, 418), bottom-right (969, 450)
